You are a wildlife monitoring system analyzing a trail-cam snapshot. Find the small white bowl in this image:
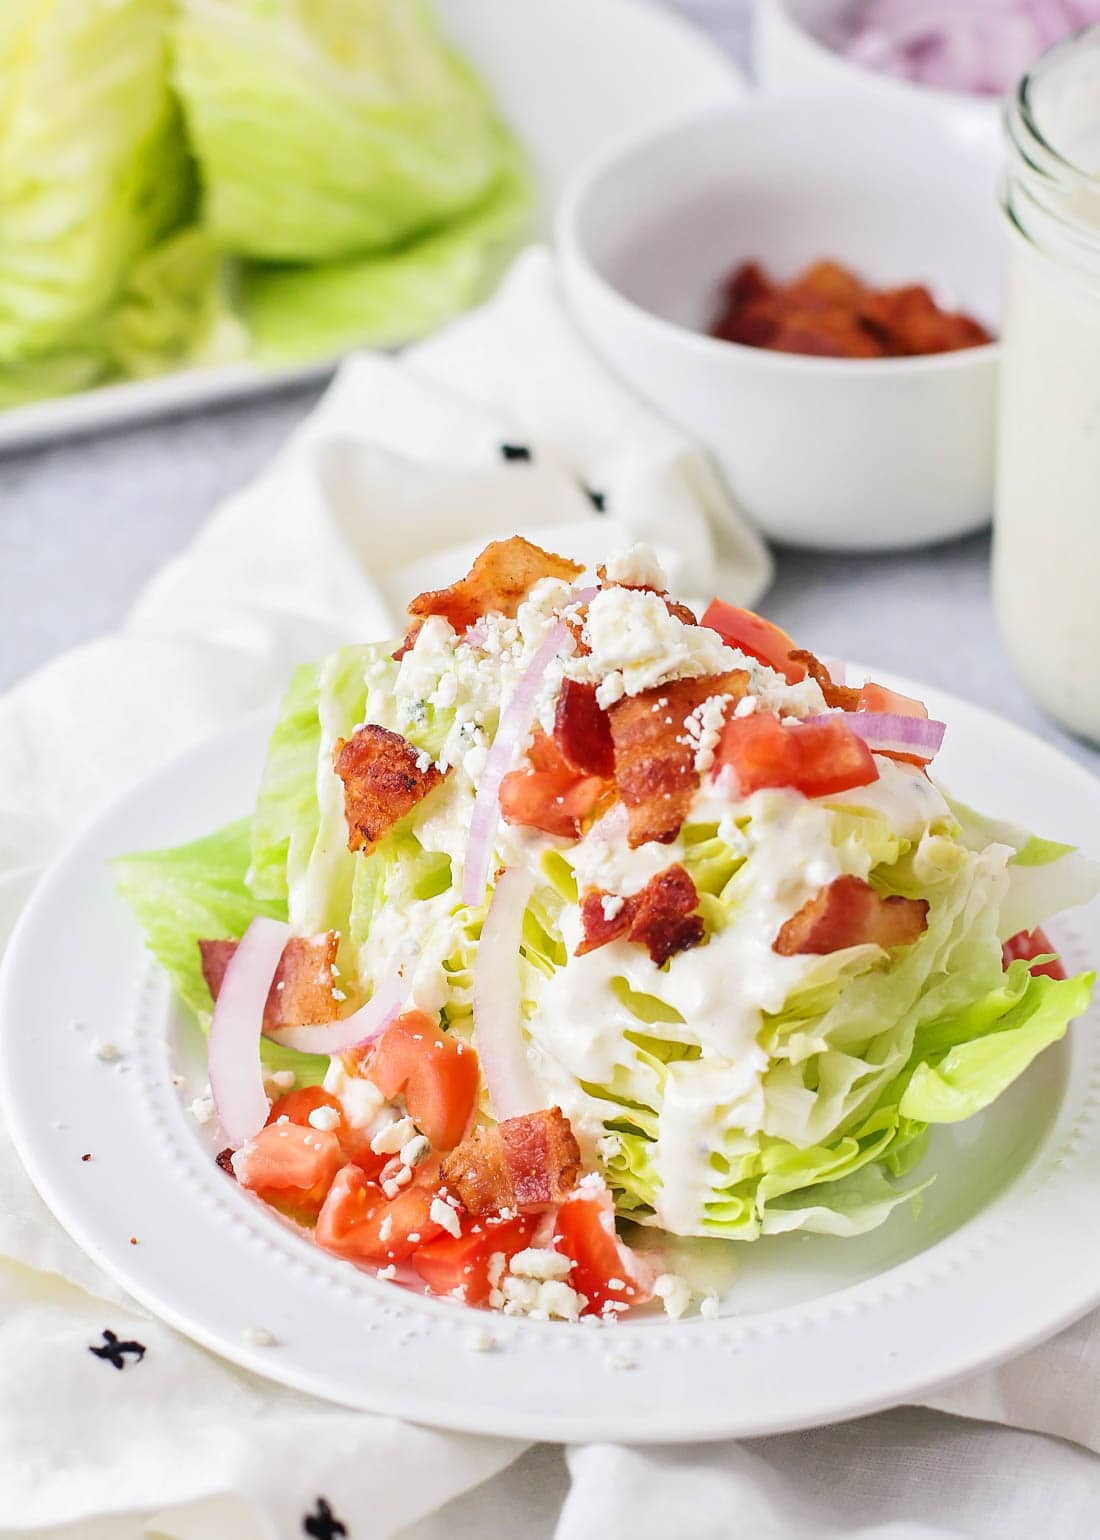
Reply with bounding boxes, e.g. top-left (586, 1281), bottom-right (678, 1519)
top-left (753, 0), bottom-right (1004, 165)
top-left (556, 94), bottom-right (1001, 551)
